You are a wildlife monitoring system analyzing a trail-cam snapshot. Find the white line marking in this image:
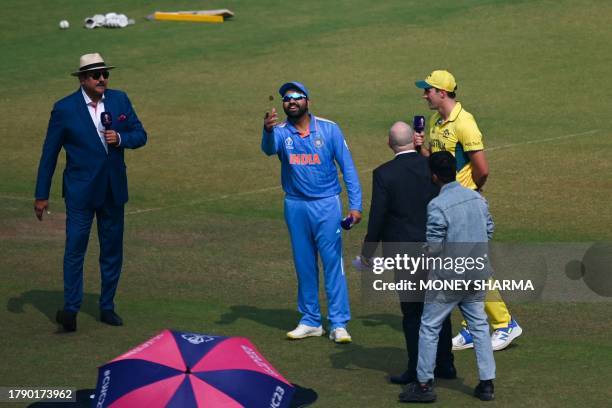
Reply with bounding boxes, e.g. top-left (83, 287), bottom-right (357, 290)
top-left (3, 129), bottom-right (599, 216)
top-left (487, 129), bottom-right (598, 152)
top-left (0, 195), bottom-right (33, 202)
top-left (124, 186), bottom-right (282, 215)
